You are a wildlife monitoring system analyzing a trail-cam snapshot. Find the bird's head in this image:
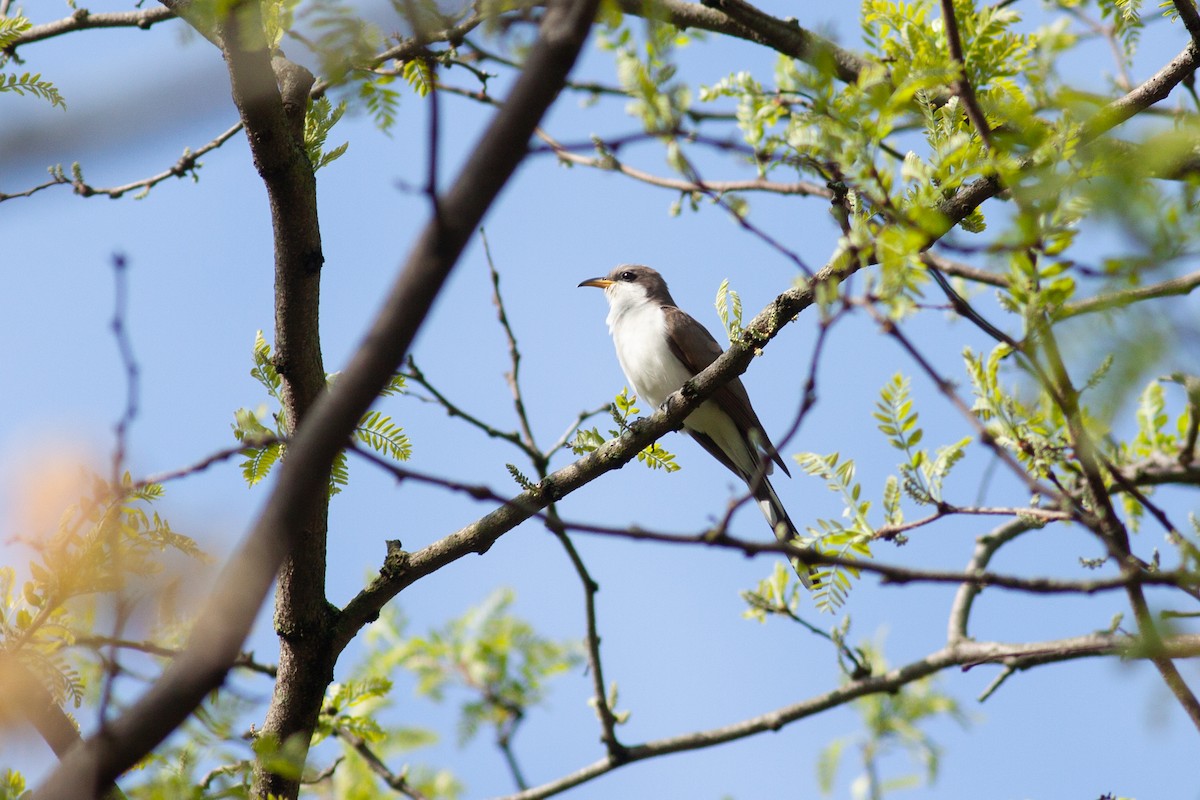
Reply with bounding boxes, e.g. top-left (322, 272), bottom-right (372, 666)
top-left (578, 265), bottom-right (675, 313)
